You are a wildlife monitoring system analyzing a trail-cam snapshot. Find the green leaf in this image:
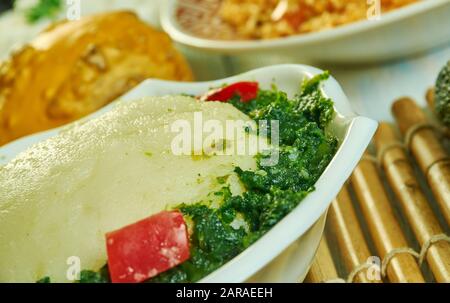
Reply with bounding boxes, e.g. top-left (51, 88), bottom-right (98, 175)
top-left (26, 0), bottom-right (62, 24)
top-left (36, 276), bottom-right (51, 283)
